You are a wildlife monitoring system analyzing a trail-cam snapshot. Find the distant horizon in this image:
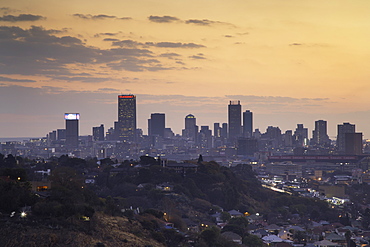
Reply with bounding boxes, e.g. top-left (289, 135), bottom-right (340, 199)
top-left (1, 1), bottom-right (370, 139)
